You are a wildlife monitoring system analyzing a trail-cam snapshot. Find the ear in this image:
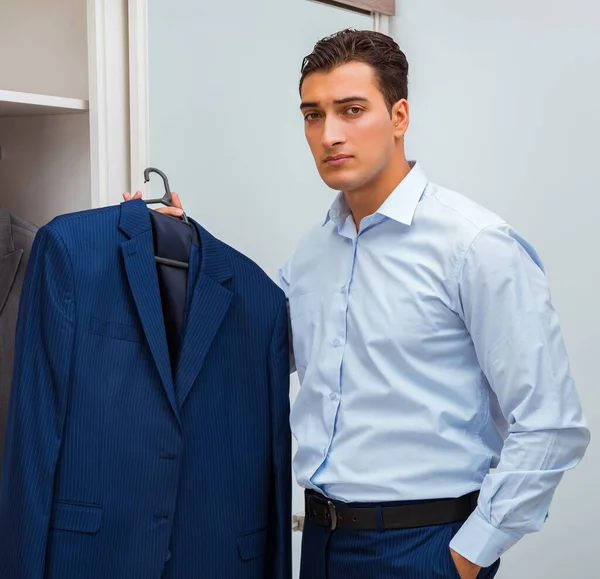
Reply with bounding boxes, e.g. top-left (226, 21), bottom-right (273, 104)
top-left (392, 99), bottom-right (409, 139)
